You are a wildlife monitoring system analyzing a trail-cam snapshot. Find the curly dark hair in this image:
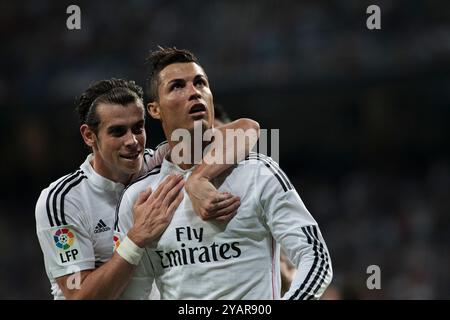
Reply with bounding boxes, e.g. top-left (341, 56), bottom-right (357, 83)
top-left (75, 78), bottom-right (144, 134)
top-left (145, 46), bottom-right (200, 103)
